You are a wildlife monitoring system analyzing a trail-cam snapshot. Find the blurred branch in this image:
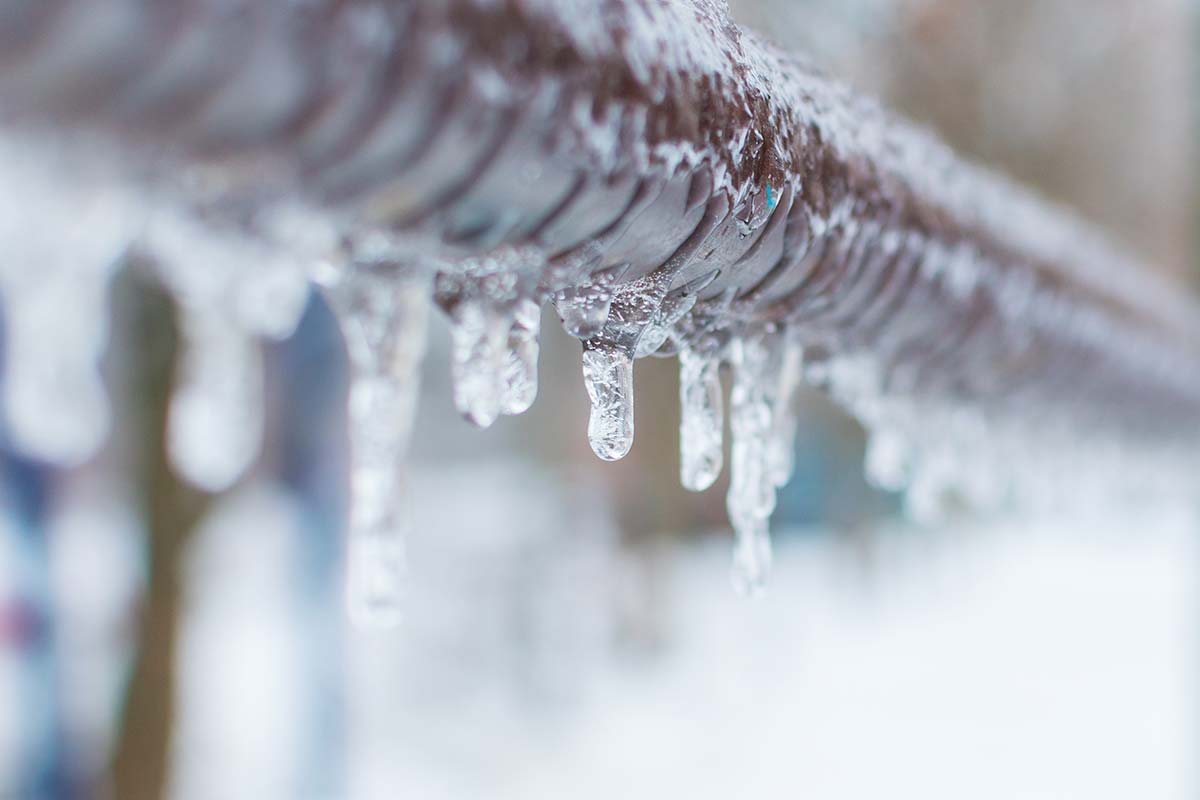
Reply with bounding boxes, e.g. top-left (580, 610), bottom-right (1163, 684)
top-left (108, 267), bottom-right (213, 800)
